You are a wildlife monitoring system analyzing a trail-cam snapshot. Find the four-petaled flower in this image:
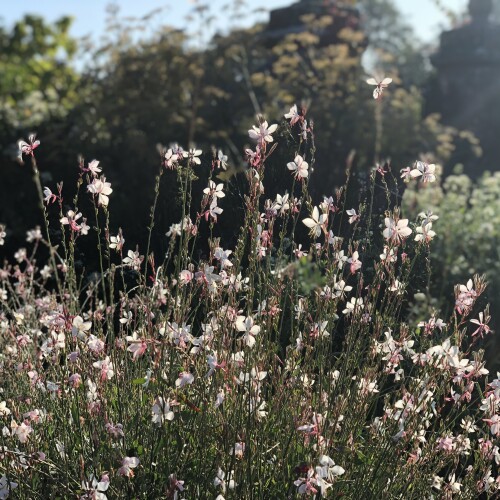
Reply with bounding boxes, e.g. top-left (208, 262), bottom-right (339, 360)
top-left (287, 155), bottom-right (309, 180)
top-left (303, 207), bottom-right (328, 238)
top-left (248, 121), bottom-right (278, 144)
top-left (409, 161), bottom-right (436, 183)
top-left (164, 148), bottom-right (179, 169)
top-left (88, 177), bottom-right (113, 207)
top-left (152, 396), bottom-right (175, 424)
top-left (235, 316), bottom-right (261, 348)
top-left (470, 311), bottom-right (492, 338)
top-left (183, 148), bottom-right (202, 165)
top-left (383, 217), bottom-right (412, 244)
